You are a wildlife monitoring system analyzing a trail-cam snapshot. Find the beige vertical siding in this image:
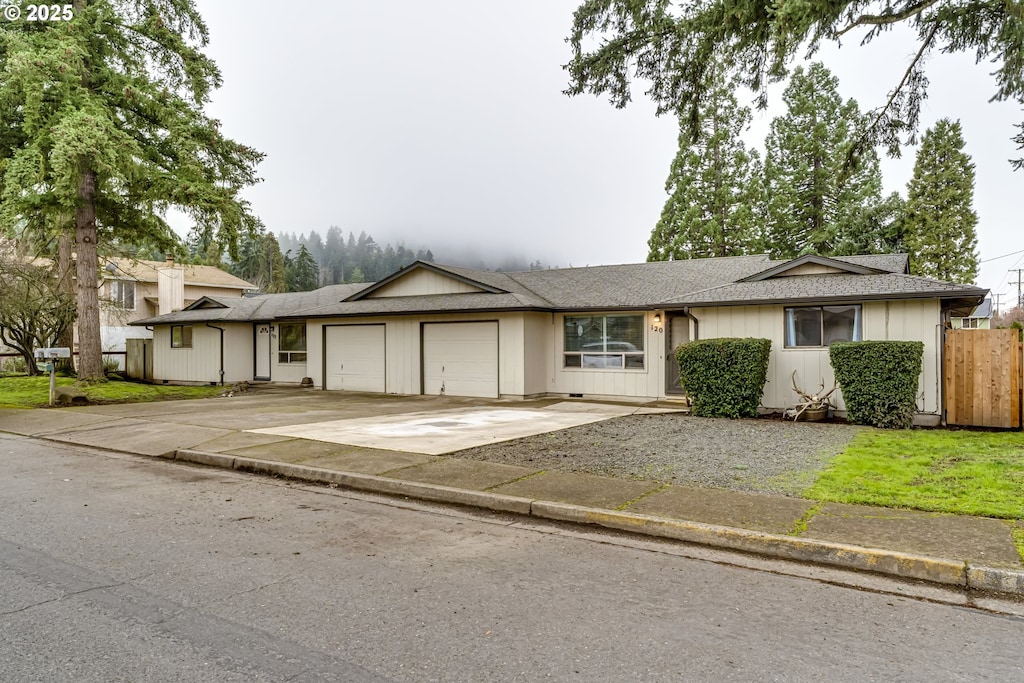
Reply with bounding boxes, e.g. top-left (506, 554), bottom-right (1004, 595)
top-left (691, 299), bottom-right (942, 414)
top-left (523, 312), bottom-right (553, 396)
top-left (152, 323), bottom-right (252, 384)
top-left (366, 270), bottom-right (483, 297)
